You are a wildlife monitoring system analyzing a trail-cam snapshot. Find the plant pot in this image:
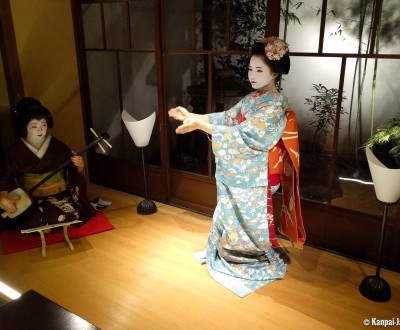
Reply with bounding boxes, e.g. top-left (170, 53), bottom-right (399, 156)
top-left (366, 146), bottom-right (400, 203)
